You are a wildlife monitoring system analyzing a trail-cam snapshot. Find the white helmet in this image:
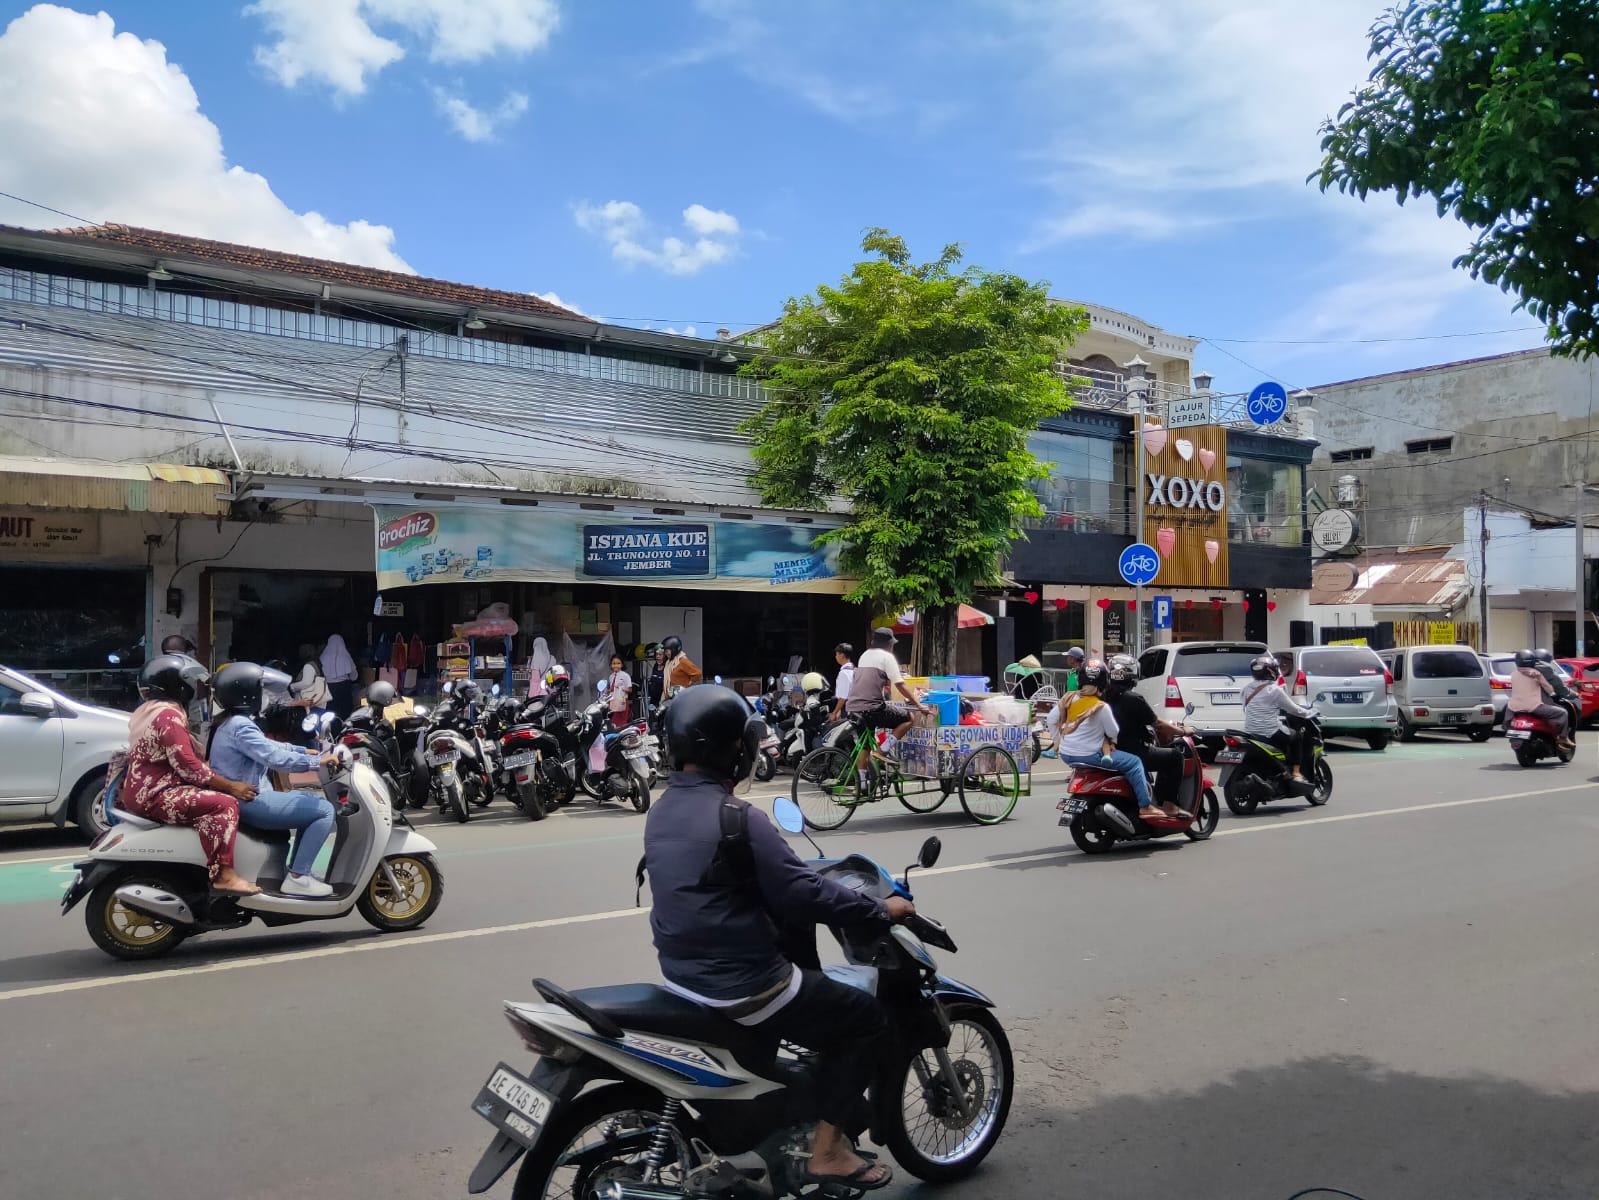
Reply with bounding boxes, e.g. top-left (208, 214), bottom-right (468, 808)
top-left (800, 671), bottom-right (828, 694)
